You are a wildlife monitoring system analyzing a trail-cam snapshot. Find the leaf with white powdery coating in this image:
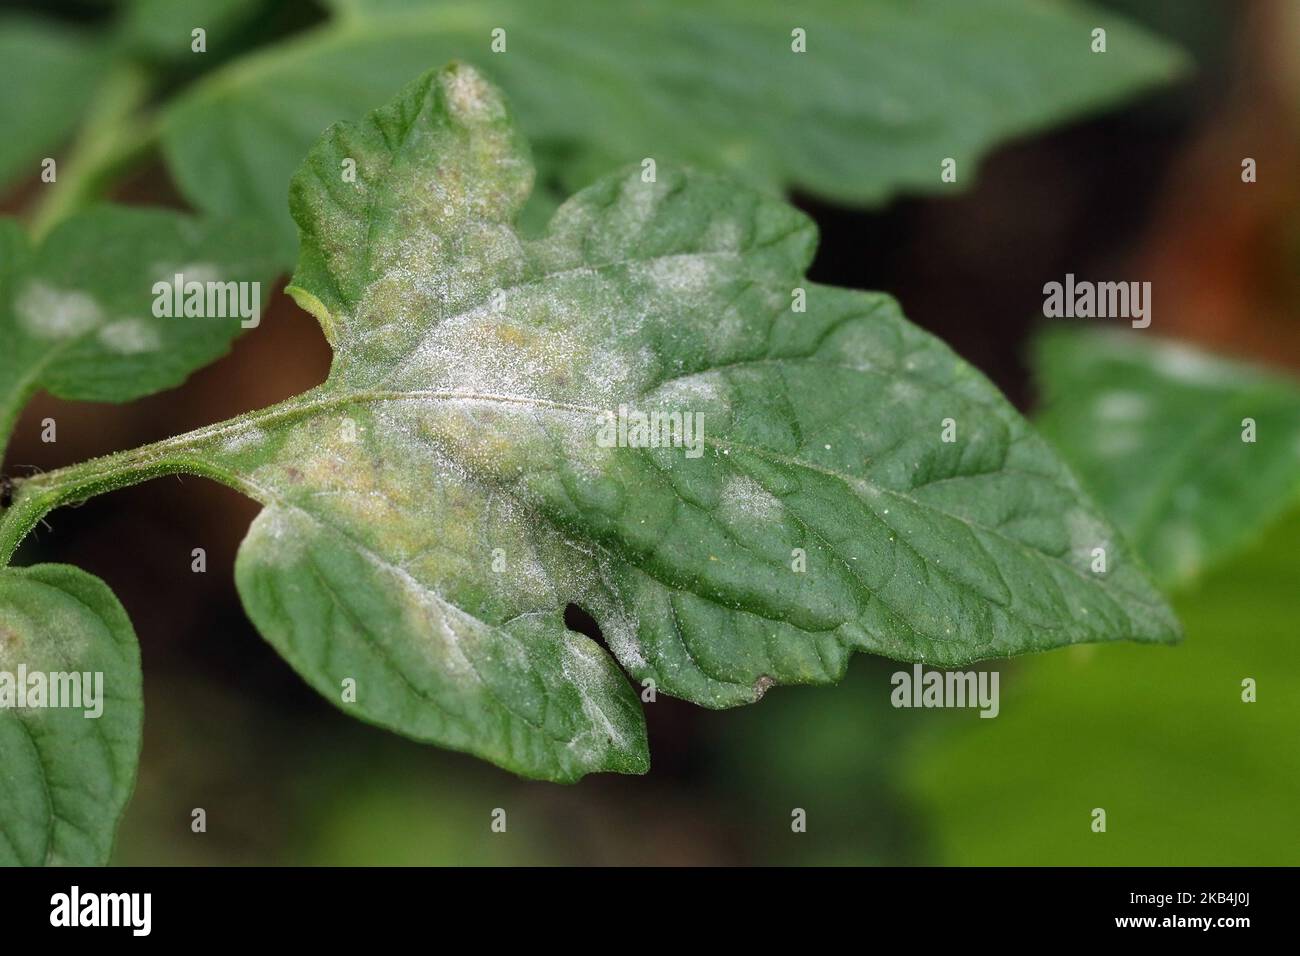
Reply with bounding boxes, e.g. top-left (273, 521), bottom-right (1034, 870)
top-left (184, 64), bottom-right (1177, 782)
top-left (1035, 327), bottom-right (1300, 589)
top-left (0, 209), bottom-right (277, 458)
top-left (0, 565), bottom-right (142, 866)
